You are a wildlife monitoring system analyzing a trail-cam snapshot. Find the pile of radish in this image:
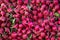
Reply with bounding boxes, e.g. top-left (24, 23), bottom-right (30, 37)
top-left (0, 0), bottom-right (60, 40)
